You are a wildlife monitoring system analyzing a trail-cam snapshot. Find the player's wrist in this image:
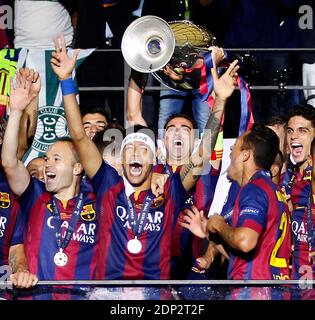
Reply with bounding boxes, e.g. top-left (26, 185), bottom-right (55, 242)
top-left (213, 218), bottom-right (224, 234)
top-left (8, 108), bottom-right (23, 116)
top-left (58, 73), bottom-right (72, 81)
top-left (60, 77), bottom-right (77, 96)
